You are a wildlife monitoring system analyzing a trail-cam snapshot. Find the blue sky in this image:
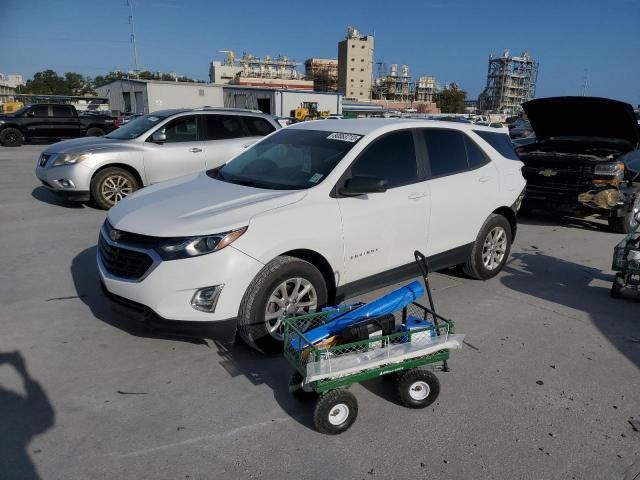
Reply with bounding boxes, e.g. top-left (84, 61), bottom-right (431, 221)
top-left (2, 0), bottom-right (639, 105)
